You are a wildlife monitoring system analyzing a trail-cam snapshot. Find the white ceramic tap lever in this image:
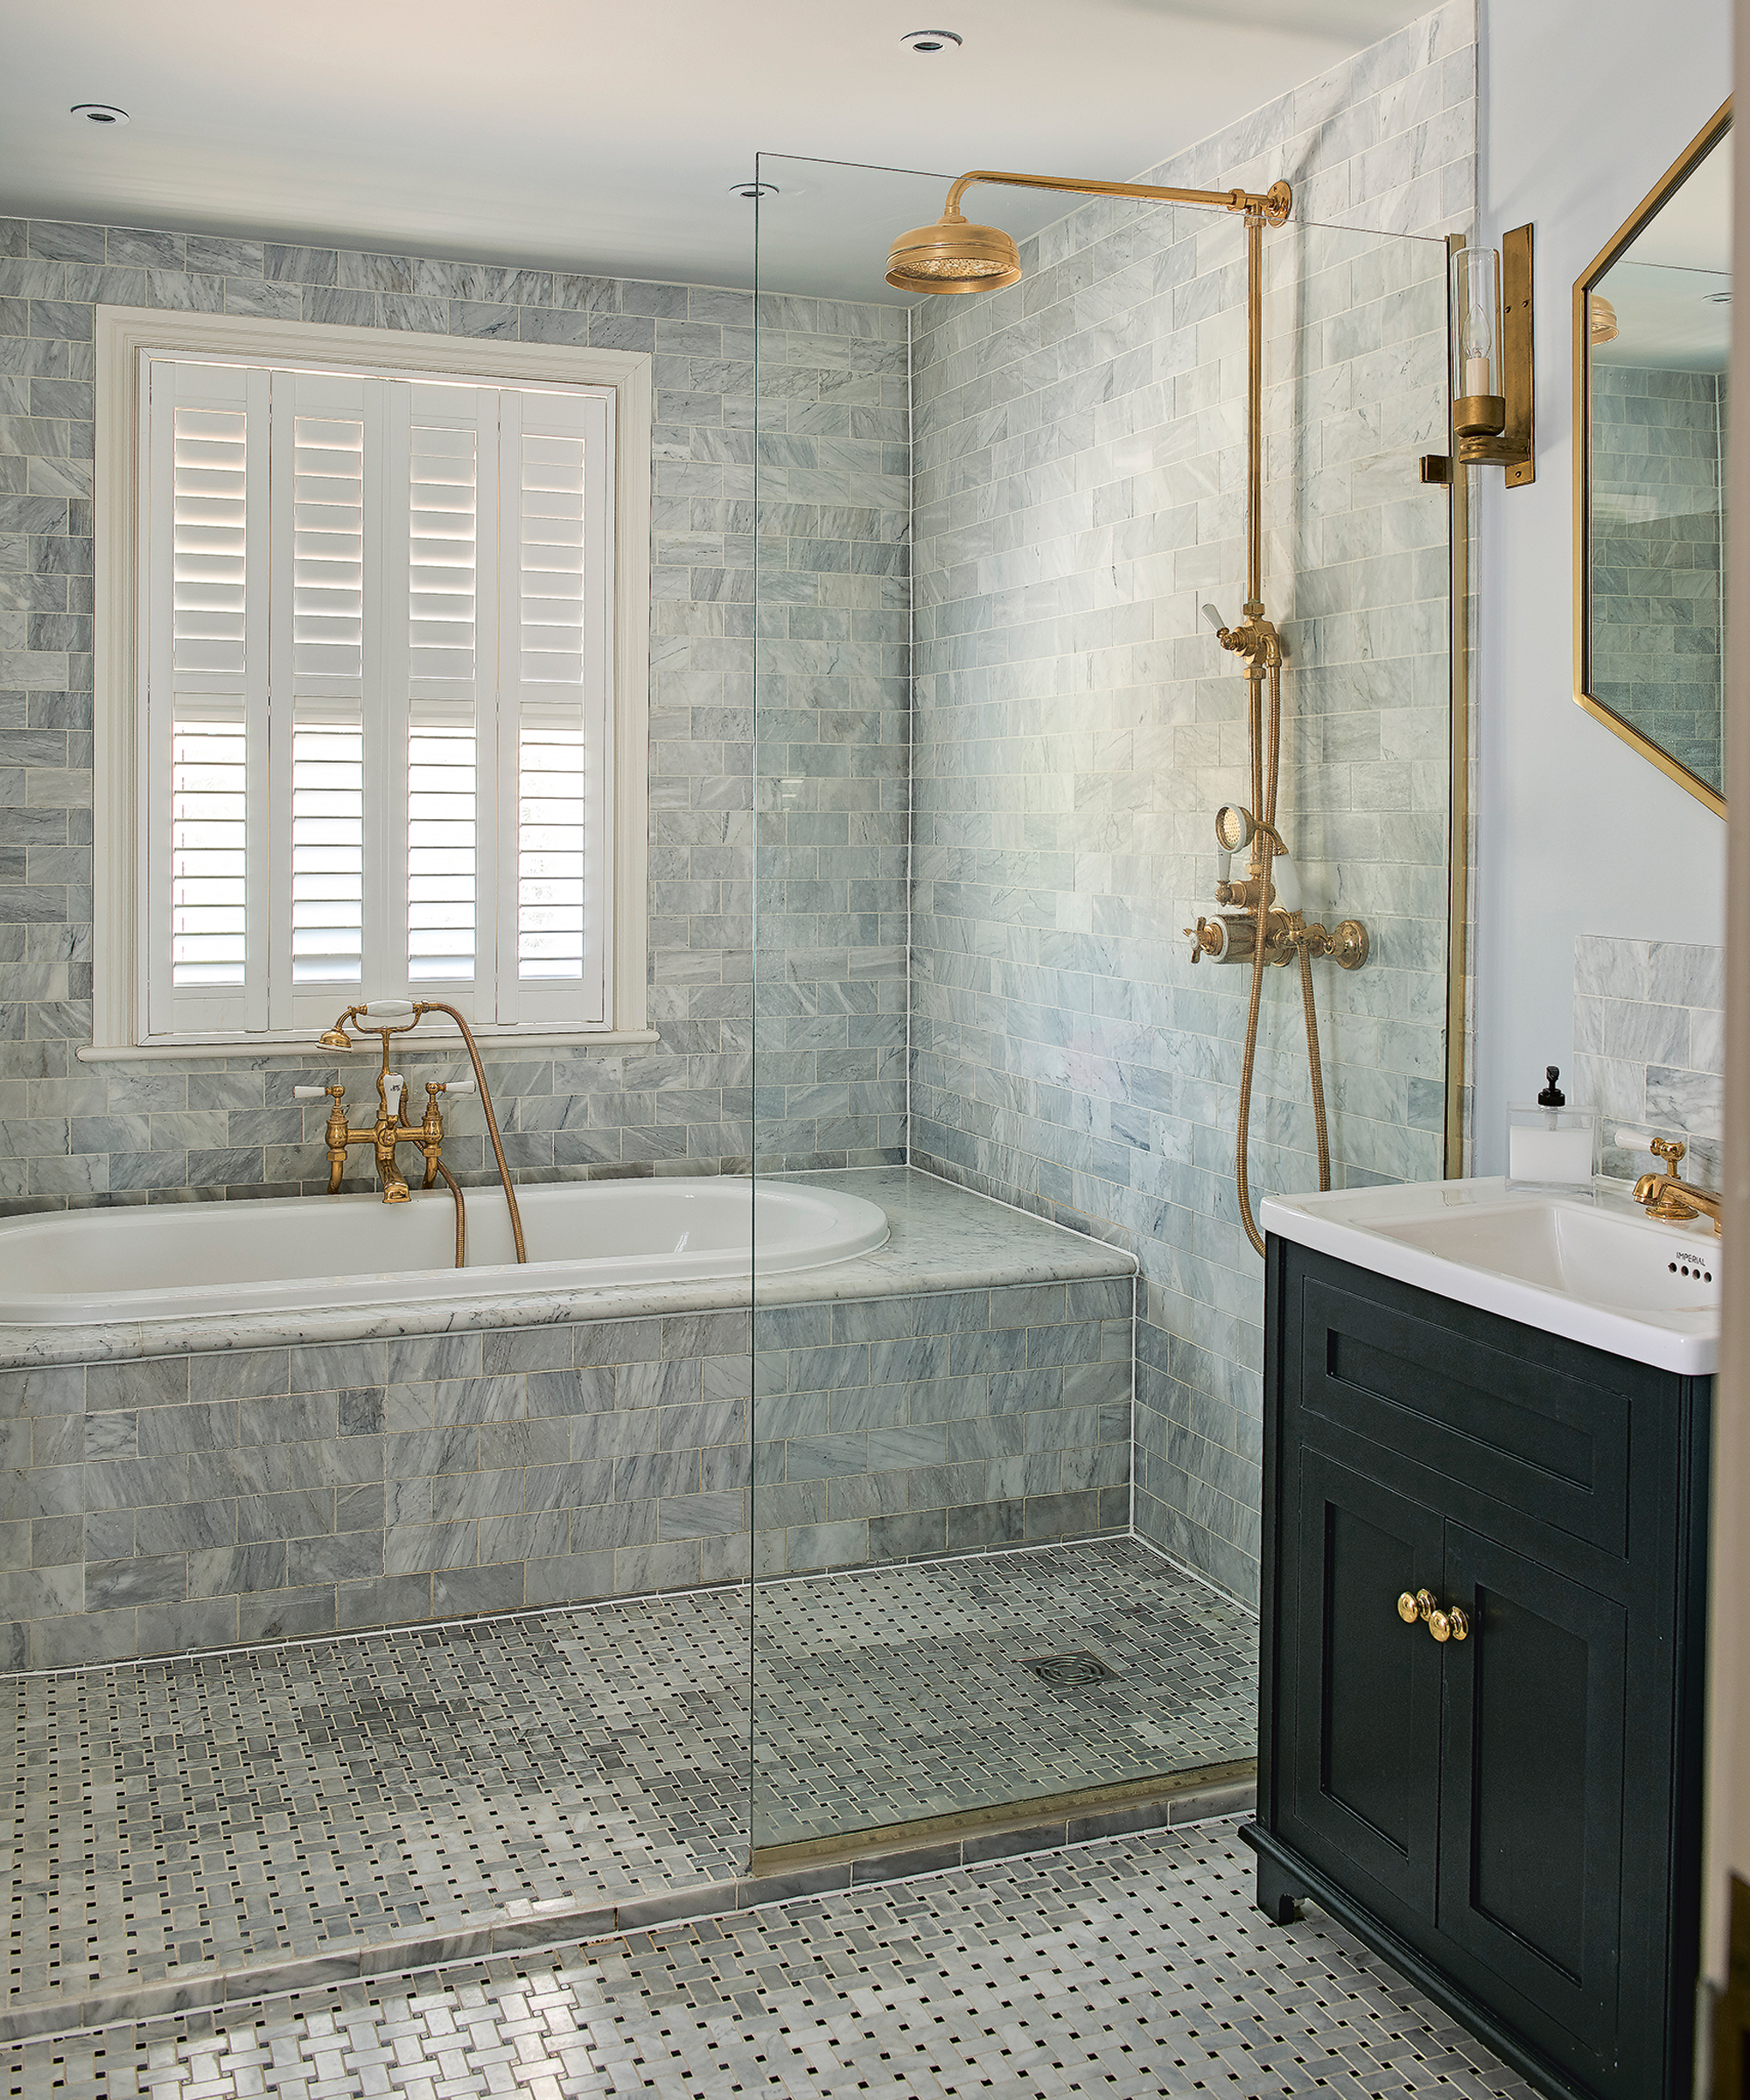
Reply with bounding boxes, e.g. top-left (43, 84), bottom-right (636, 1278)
top-left (382, 1073), bottom-right (405, 1120)
top-left (440, 1078), bottom-right (477, 1095)
top-left (292, 1085), bottom-right (331, 1100)
top-left (360, 999), bottom-right (416, 1020)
